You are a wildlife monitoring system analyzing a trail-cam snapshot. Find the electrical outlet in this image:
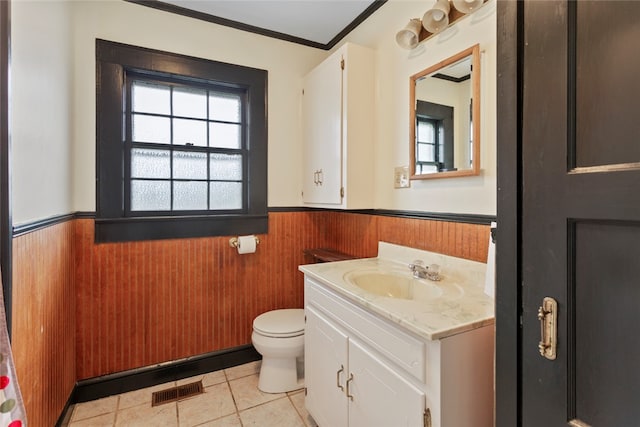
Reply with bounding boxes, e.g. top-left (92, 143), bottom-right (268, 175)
top-left (394, 166), bottom-right (410, 188)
